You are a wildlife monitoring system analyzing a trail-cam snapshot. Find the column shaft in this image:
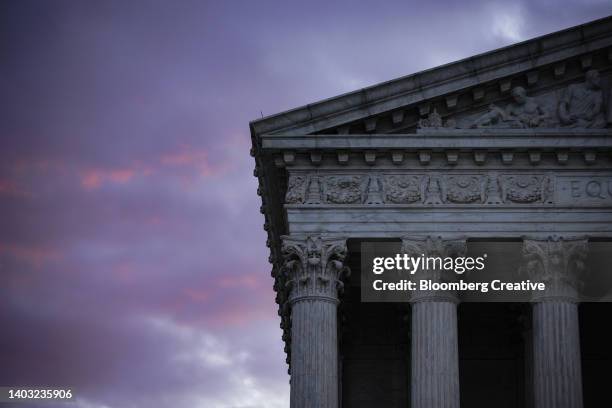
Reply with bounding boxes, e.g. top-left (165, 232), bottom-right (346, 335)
top-left (290, 298), bottom-right (338, 408)
top-left (411, 300), bottom-right (460, 408)
top-left (533, 301), bottom-right (583, 408)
